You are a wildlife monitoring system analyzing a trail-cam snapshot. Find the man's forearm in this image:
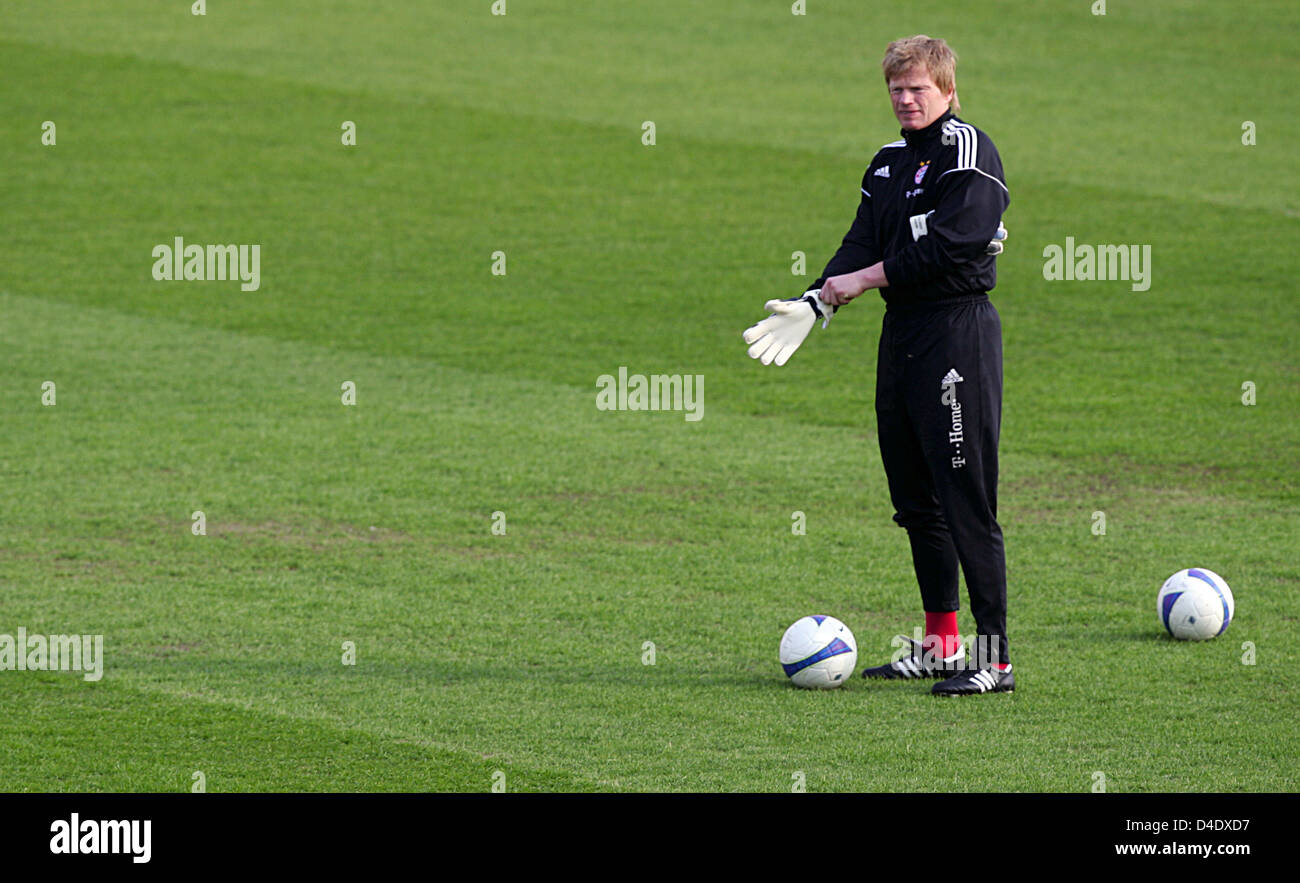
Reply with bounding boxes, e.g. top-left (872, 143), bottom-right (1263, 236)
top-left (856, 261), bottom-right (889, 291)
